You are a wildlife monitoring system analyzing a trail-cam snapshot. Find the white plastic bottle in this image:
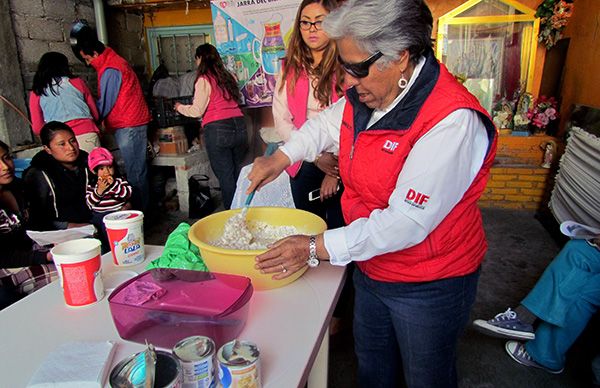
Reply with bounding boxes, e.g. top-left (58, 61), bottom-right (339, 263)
top-left (214, 11), bottom-right (229, 44)
top-left (227, 19), bottom-right (234, 42)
